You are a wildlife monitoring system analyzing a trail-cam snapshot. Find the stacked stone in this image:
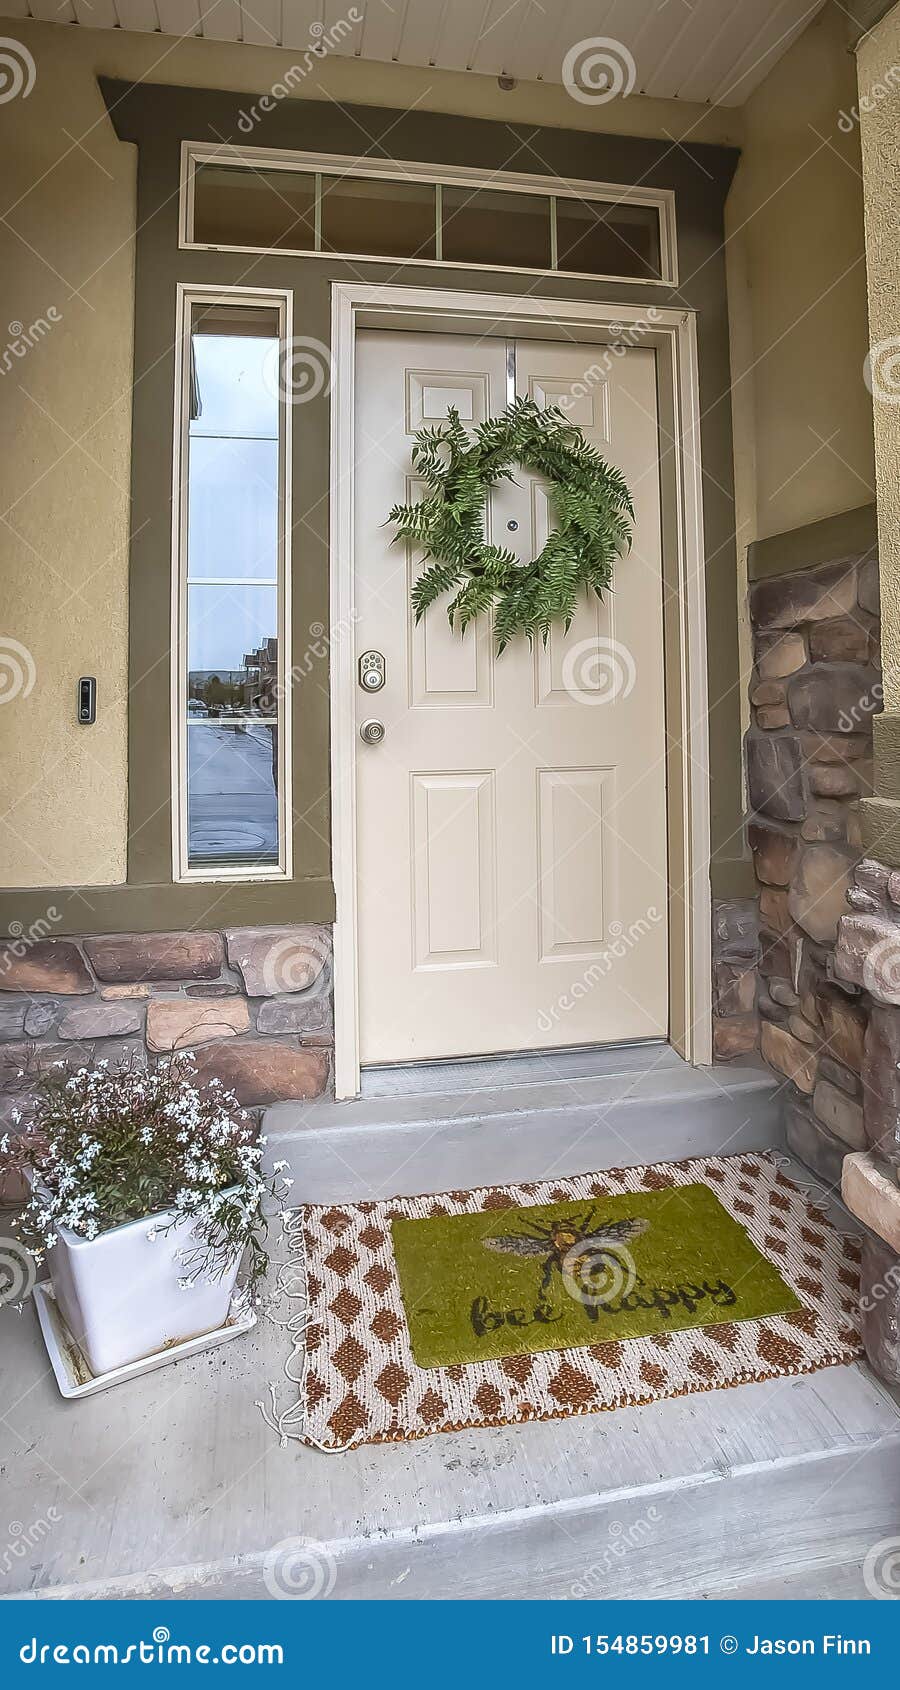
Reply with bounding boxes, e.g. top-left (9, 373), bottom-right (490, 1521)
top-left (0, 926), bottom-right (333, 1137)
top-left (746, 554), bottom-right (880, 1175)
top-left (712, 898), bottom-right (759, 1059)
top-left (833, 861), bottom-right (900, 1383)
